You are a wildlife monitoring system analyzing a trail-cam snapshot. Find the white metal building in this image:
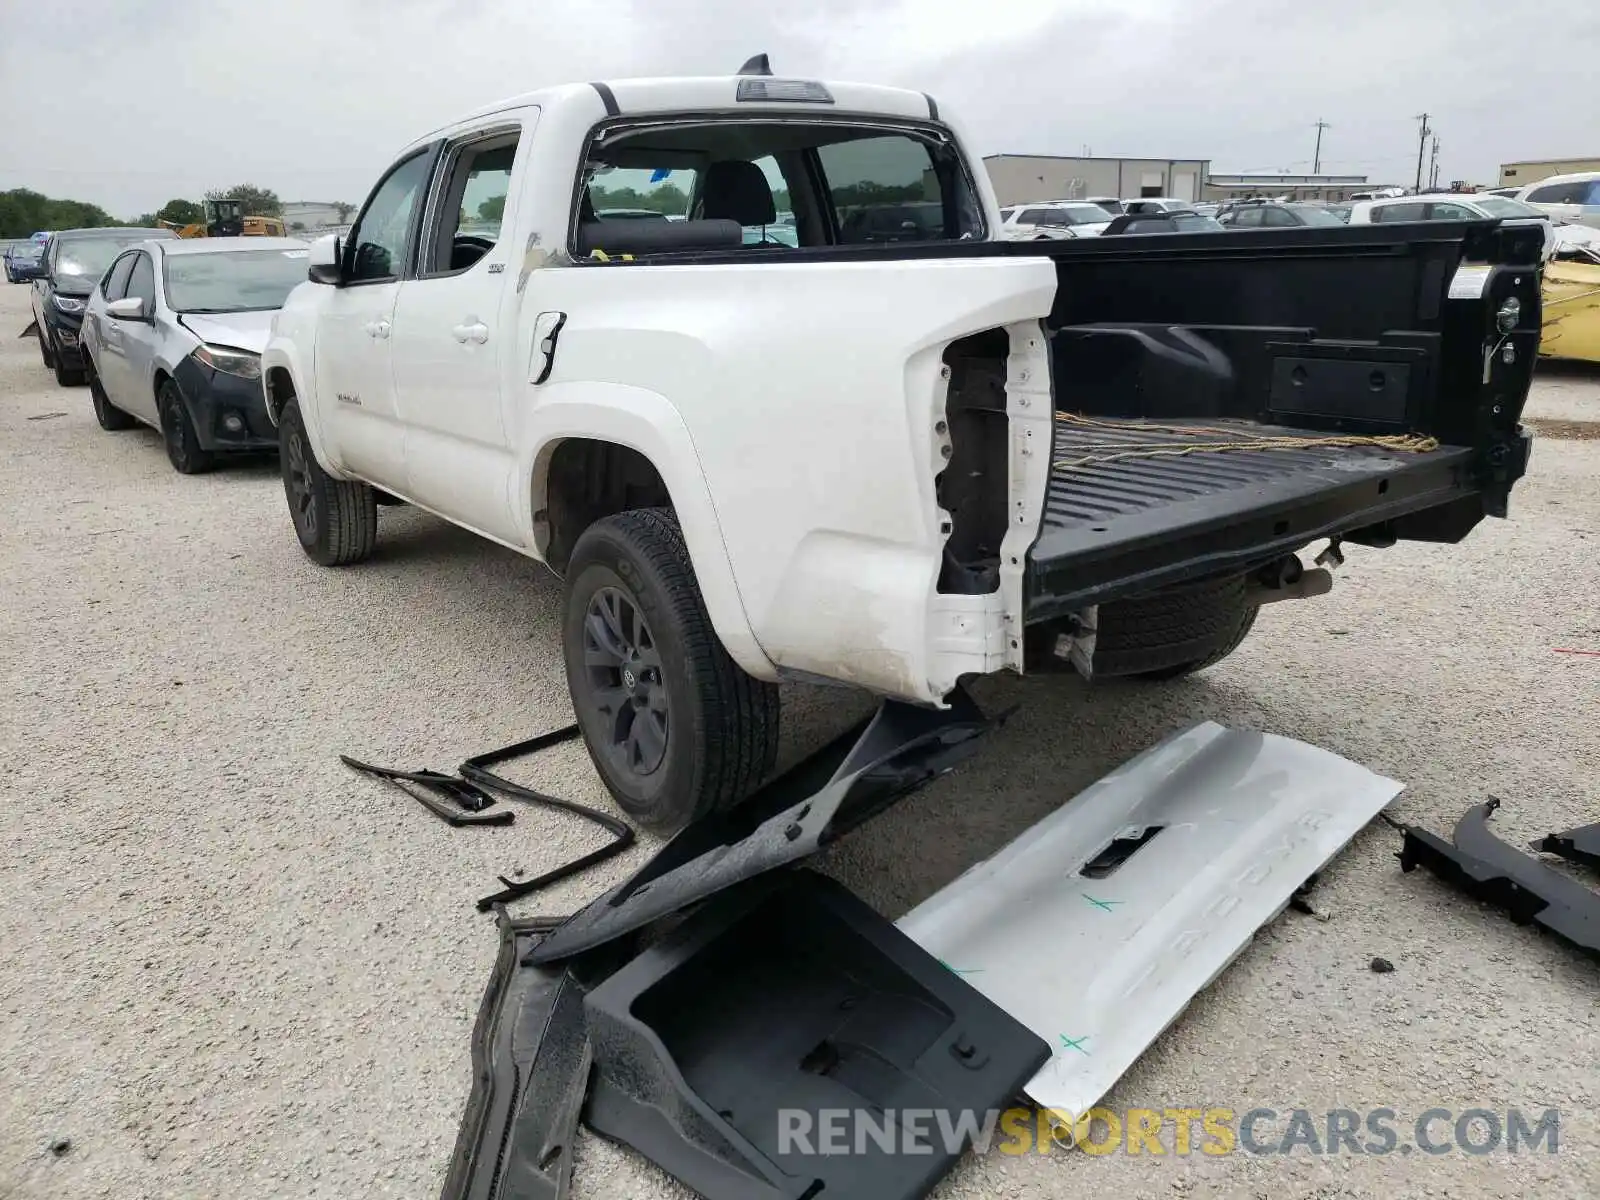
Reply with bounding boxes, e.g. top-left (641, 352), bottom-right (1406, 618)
top-left (983, 155), bottom-right (1210, 207)
top-left (1203, 172), bottom-right (1371, 203)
